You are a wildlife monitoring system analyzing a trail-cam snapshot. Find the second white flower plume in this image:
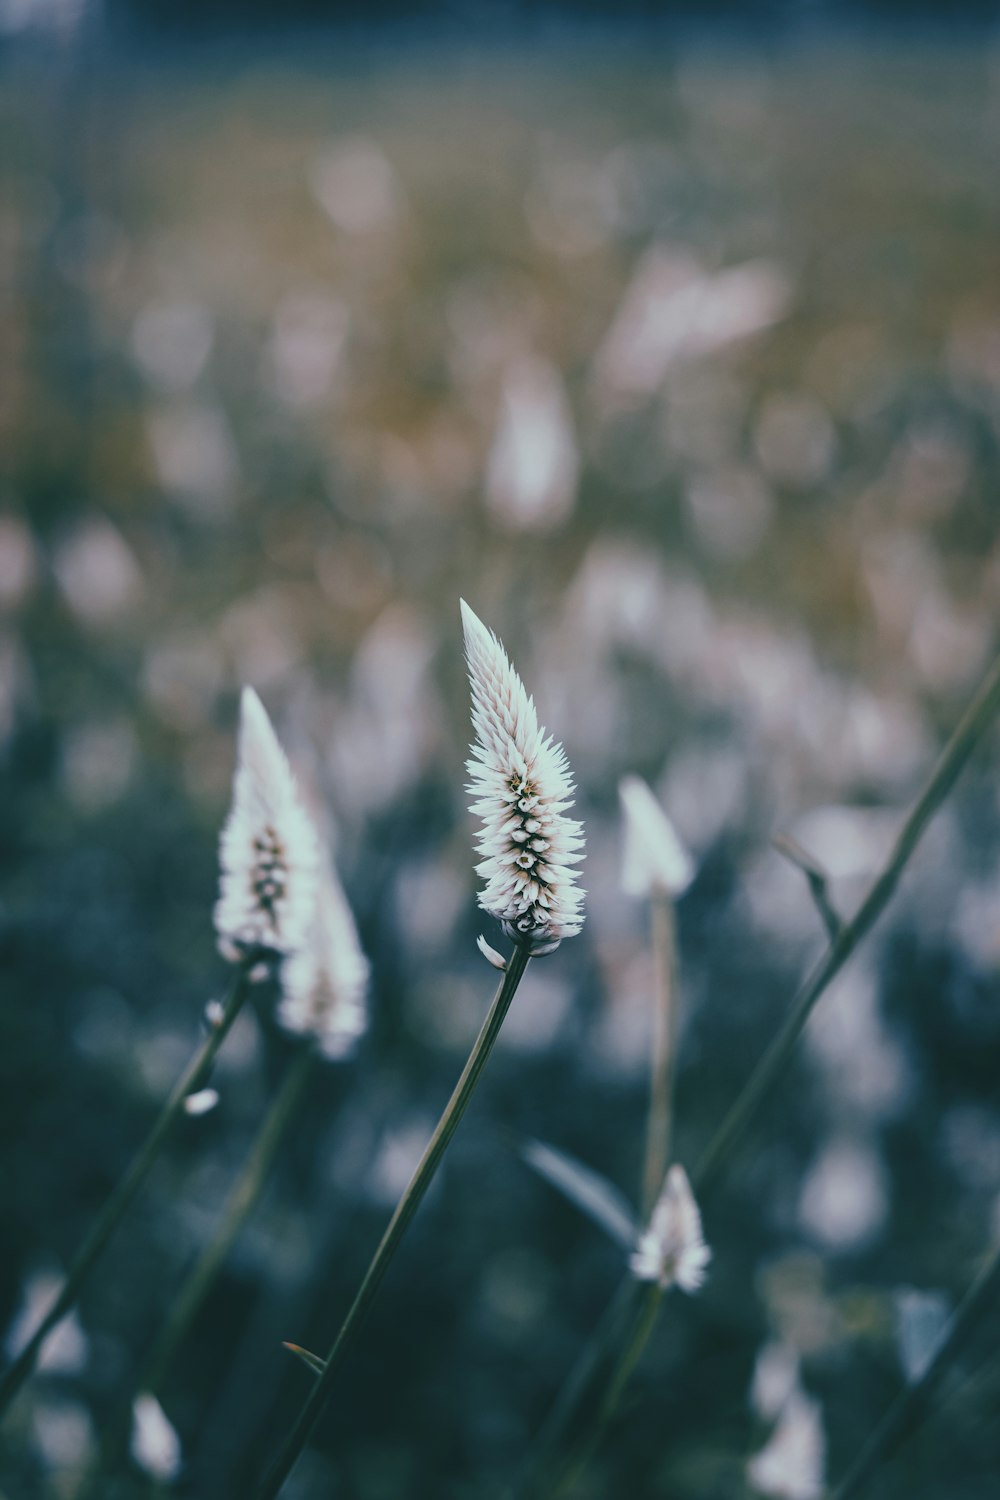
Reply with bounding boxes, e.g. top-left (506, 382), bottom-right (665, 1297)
top-left (461, 600), bottom-right (585, 955)
top-left (214, 687), bottom-right (320, 964)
